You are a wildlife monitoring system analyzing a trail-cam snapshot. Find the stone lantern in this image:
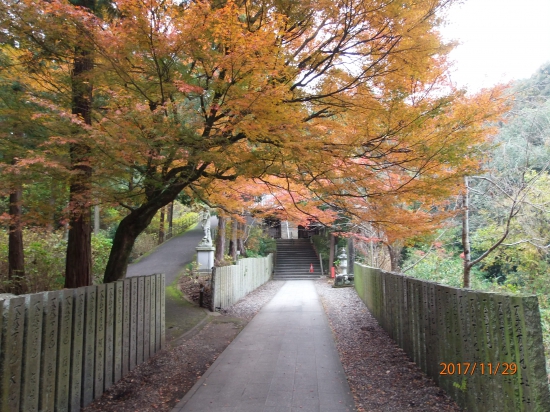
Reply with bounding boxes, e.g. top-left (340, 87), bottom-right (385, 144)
top-left (334, 247), bottom-right (353, 287)
top-left (338, 247), bottom-right (347, 275)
